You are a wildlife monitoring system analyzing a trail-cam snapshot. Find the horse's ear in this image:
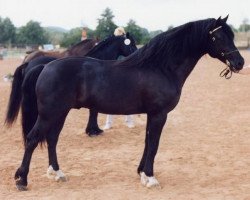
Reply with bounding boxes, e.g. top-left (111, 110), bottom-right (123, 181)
top-left (126, 32), bottom-right (130, 38)
top-left (216, 16), bottom-right (222, 24)
top-left (222, 15), bottom-right (229, 23)
top-left (214, 16), bottom-right (223, 27)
